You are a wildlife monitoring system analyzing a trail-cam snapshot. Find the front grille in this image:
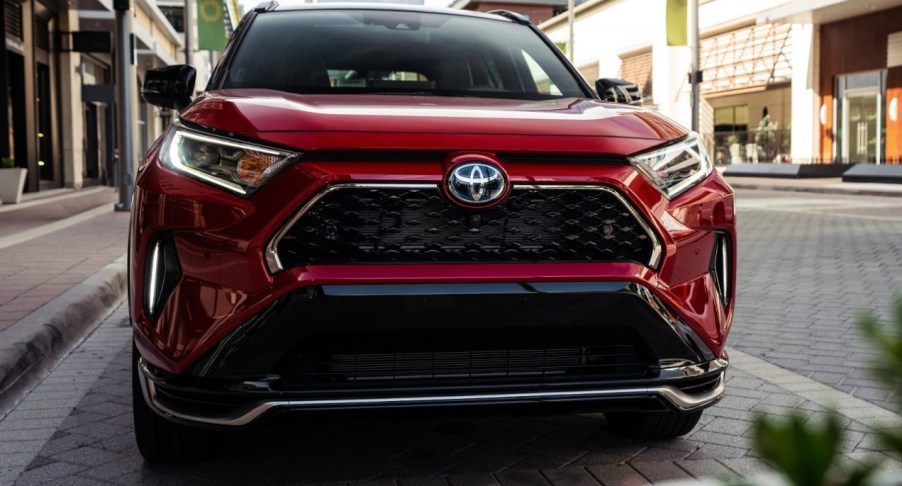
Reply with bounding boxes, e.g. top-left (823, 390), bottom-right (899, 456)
top-left (275, 185), bottom-right (656, 266)
top-left (276, 345), bottom-right (652, 387)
